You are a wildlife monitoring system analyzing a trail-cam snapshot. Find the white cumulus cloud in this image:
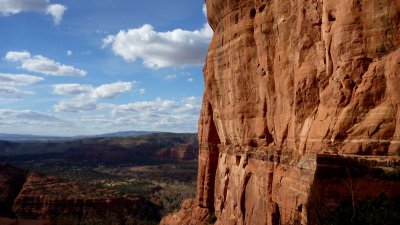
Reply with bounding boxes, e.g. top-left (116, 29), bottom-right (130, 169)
top-left (53, 84), bottom-right (92, 96)
top-left (5, 51), bottom-right (87, 77)
top-left (54, 82), bottom-right (135, 99)
top-left (46, 4), bottom-right (66, 25)
top-left (103, 11), bottom-right (213, 68)
top-left (94, 82), bottom-right (134, 99)
top-left (4, 51), bottom-right (30, 61)
top-left (0, 0), bottom-right (67, 25)
top-left (53, 82), bottom-right (135, 112)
